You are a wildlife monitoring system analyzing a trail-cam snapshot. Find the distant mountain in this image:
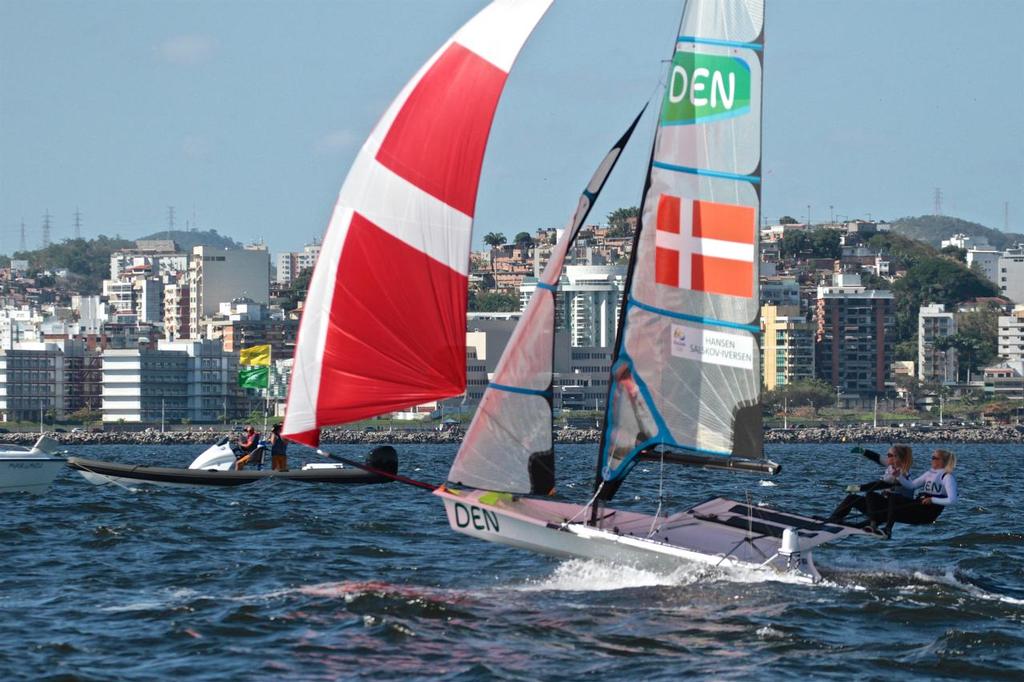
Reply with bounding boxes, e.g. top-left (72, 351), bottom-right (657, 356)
top-left (890, 215), bottom-right (1024, 251)
top-left (135, 229), bottom-right (243, 252)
